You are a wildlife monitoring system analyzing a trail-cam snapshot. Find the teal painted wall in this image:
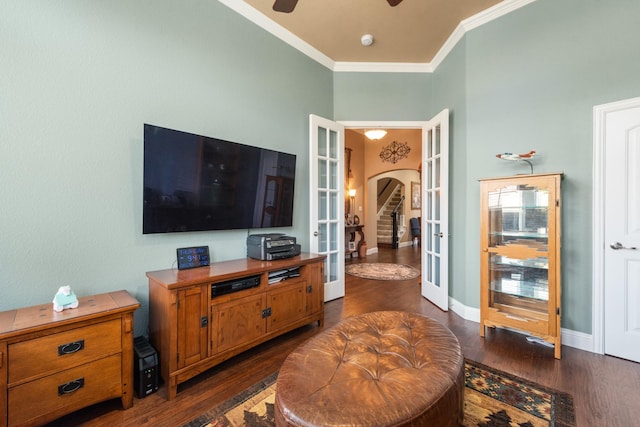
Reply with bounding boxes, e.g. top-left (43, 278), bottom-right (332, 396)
top-left (432, 39), bottom-right (468, 305)
top-left (334, 72), bottom-right (432, 121)
top-left (440, 0), bottom-right (640, 333)
top-left (3, 0), bottom-right (640, 338)
top-left (334, 0), bottom-right (640, 334)
top-left (0, 0), bottom-right (332, 335)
